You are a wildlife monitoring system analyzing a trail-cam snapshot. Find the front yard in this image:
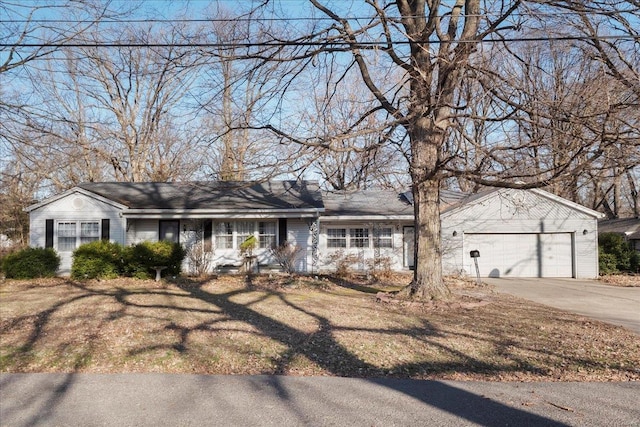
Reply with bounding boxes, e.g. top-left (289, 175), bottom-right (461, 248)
top-left (1, 275), bottom-right (639, 381)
